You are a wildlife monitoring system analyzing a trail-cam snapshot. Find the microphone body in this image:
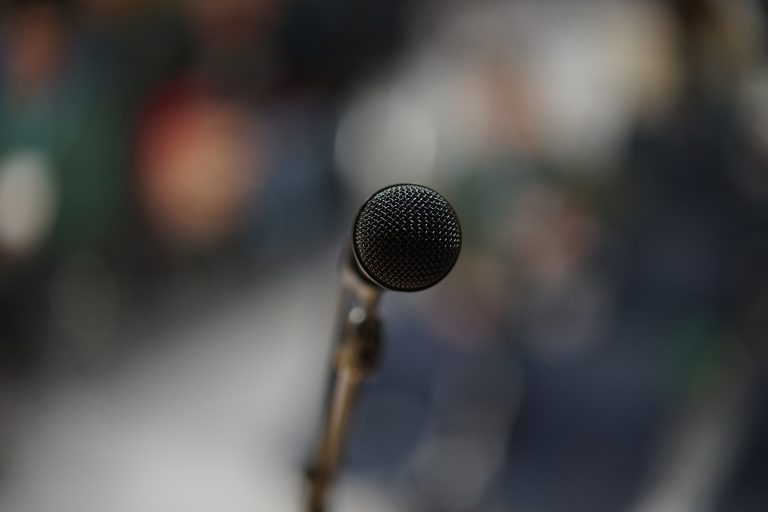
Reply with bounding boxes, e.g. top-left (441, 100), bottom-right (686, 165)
top-left (306, 250), bottom-right (381, 512)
